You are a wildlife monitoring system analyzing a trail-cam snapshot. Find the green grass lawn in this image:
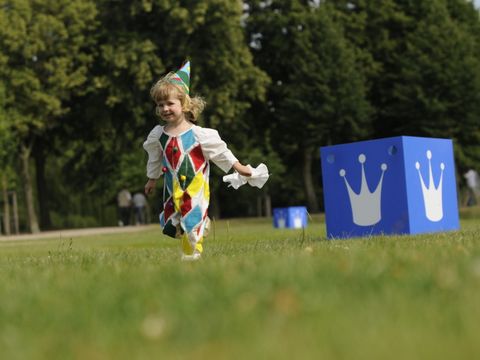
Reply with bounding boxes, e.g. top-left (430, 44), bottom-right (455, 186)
top-left (1, 215), bottom-right (480, 360)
